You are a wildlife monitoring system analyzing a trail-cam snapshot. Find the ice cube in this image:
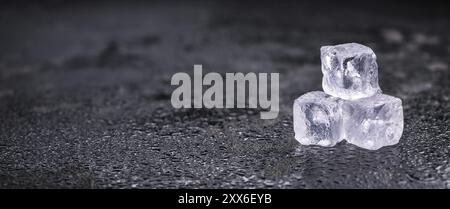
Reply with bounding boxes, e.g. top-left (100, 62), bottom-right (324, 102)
top-left (342, 94), bottom-right (403, 150)
top-left (321, 43), bottom-right (381, 100)
top-left (293, 91), bottom-right (343, 147)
